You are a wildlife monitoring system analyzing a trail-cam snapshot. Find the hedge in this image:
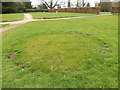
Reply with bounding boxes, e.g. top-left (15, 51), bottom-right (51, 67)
top-left (48, 7), bottom-right (101, 14)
